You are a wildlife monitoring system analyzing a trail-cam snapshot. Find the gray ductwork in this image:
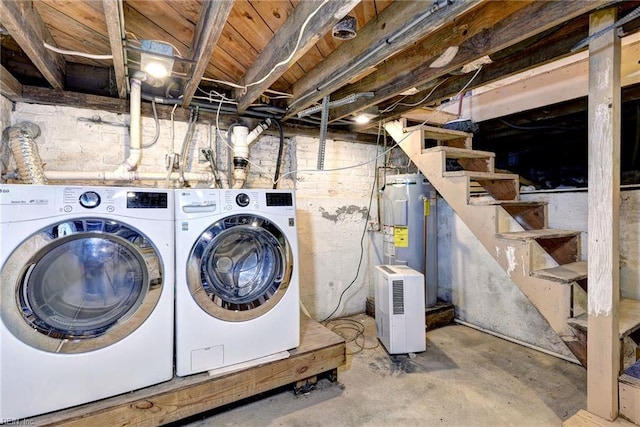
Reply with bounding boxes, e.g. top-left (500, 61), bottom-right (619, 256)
top-left (2, 122), bottom-right (47, 184)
